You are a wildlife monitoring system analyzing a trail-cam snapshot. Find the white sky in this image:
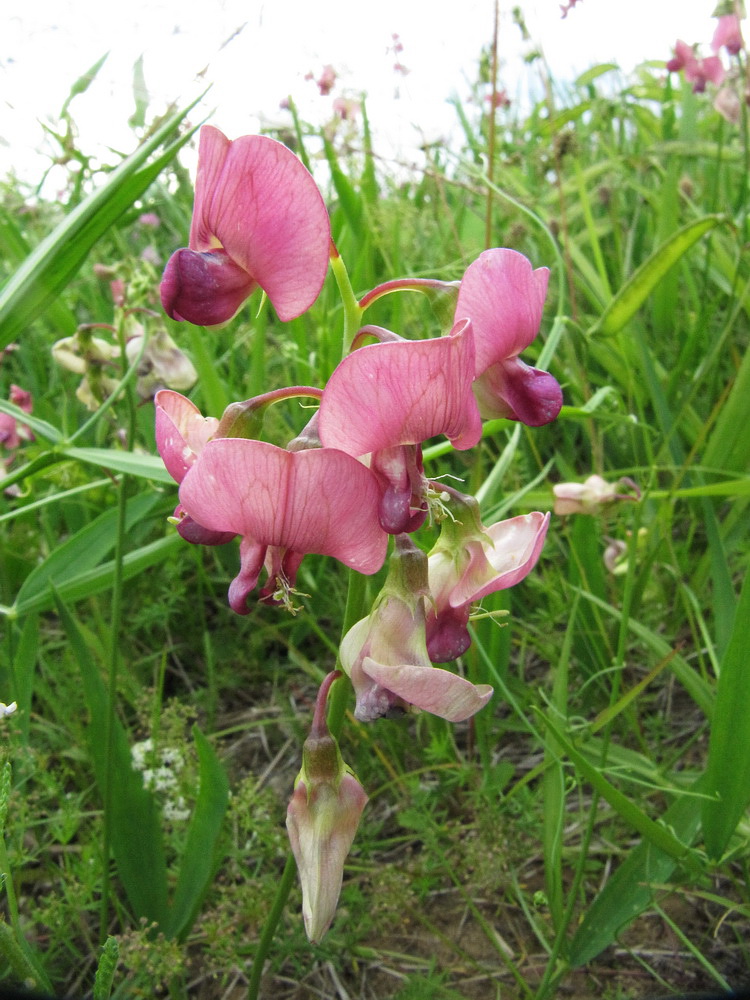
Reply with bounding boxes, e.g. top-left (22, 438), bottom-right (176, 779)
top-left (0, 1), bottom-right (720, 187)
